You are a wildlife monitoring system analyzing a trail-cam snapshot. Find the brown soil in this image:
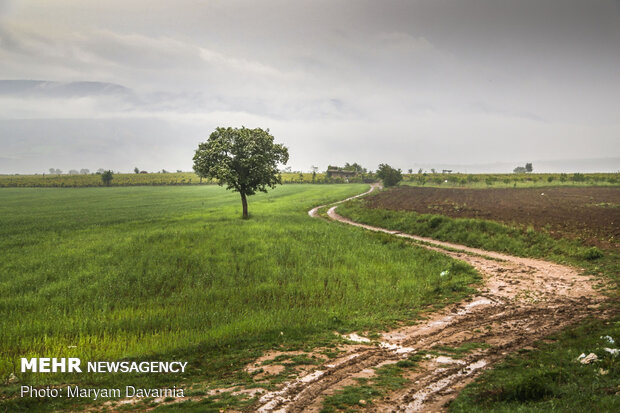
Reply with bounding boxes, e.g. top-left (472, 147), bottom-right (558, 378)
top-left (253, 184), bottom-right (610, 412)
top-left (366, 186), bottom-right (620, 250)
